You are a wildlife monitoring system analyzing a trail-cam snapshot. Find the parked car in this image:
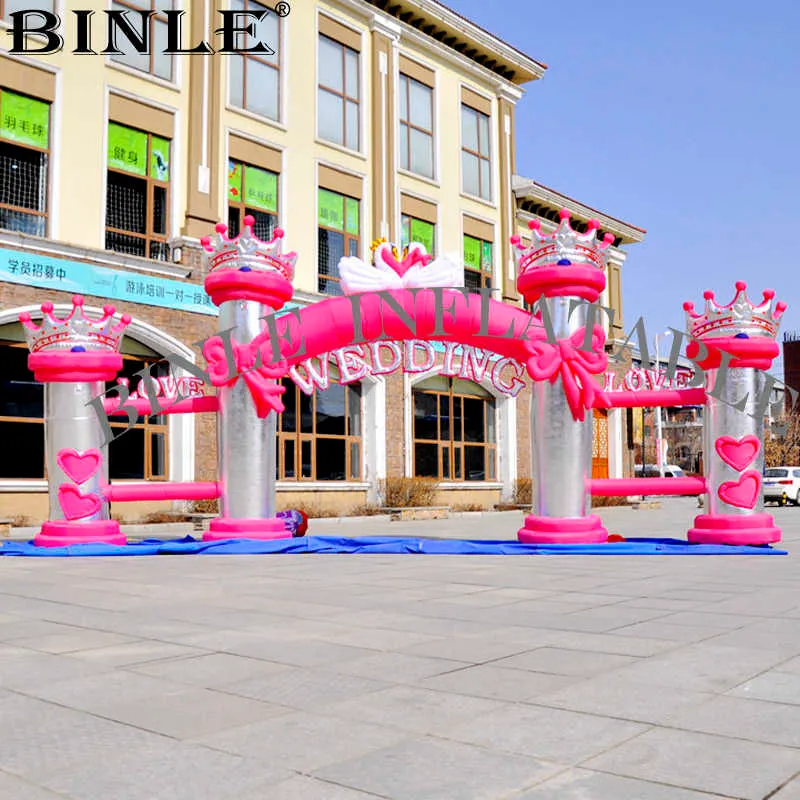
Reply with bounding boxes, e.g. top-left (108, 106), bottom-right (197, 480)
top-left (763, 467), bottom-right (800, 506)
top-left (635, 464), bottom-right (687, 478)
